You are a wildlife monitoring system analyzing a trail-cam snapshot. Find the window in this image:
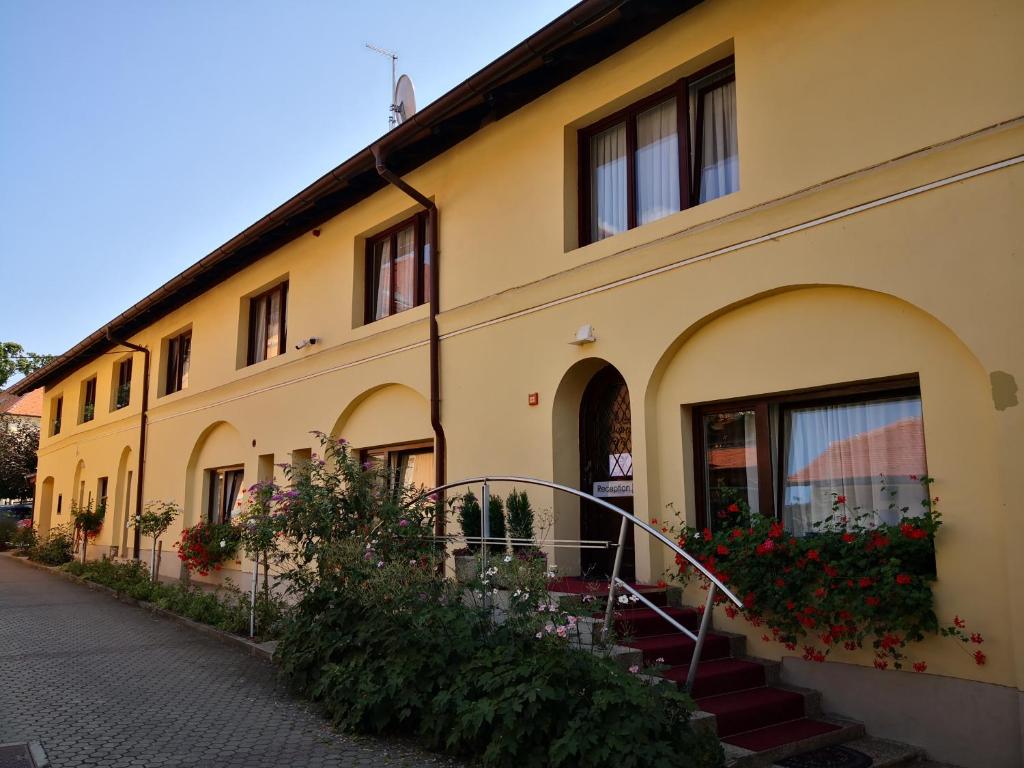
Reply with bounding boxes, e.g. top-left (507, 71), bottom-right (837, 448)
top-left (361, 443), bottom-right (434, 493)
top-left (207, 467), bottom-right (244, 525)
top-left (694, 378), bottom-right (928, 535)
top-left (51, 396), bottom-right (63, 436)
top-left (365, 214), bottom-right (429, 323)
top-left (247, 282), bottom-right (288, 365)
top-left (96, 477), bottom-right (108, 513)
top-left (115, 358), bottom-right (132, 409)
top-left (56, 494), bottom-right (63, 516)
top-left (166, 330), bottom-right (191, 394)
top-left (580, 58), bottom-right (737, 245)
top-left (81, 378), bottom-right (97, 423)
